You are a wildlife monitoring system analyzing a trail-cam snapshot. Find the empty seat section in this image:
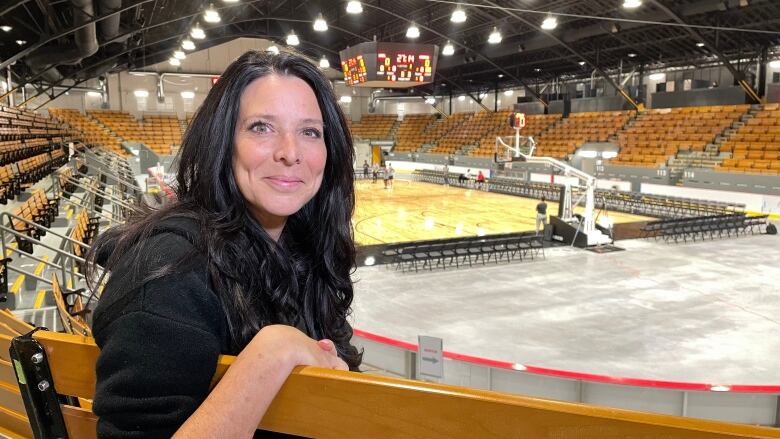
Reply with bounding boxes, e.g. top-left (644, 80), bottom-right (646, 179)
top-left (610, 105), bottom-right (747, 168)
top-left (717, 104), bottom-right (780, 174)
top-left (49, 108), bottom-right (126, 156)
top-left (536, 110), bottom-right (634, 160)
top-left (349, 114), bottom-right (397, 140)
top-left (393, 114), bottom-right (436, 152)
